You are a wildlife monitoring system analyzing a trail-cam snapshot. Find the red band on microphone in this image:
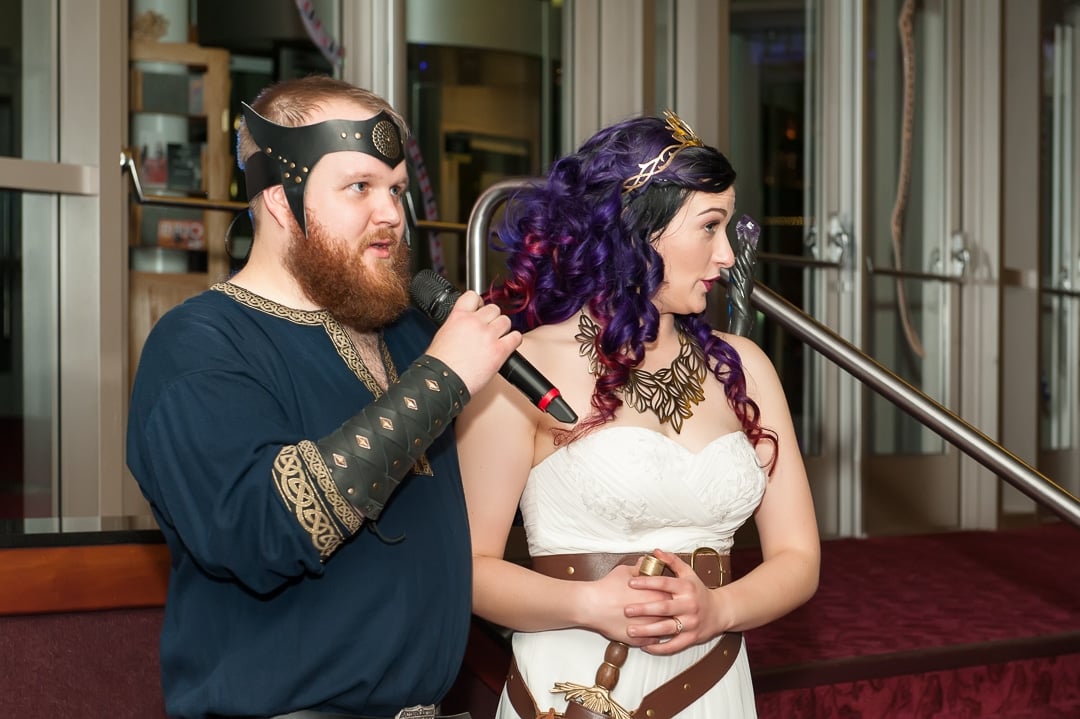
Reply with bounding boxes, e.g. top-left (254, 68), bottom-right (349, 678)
top-left (537, 388), bottom-right (561, 412)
